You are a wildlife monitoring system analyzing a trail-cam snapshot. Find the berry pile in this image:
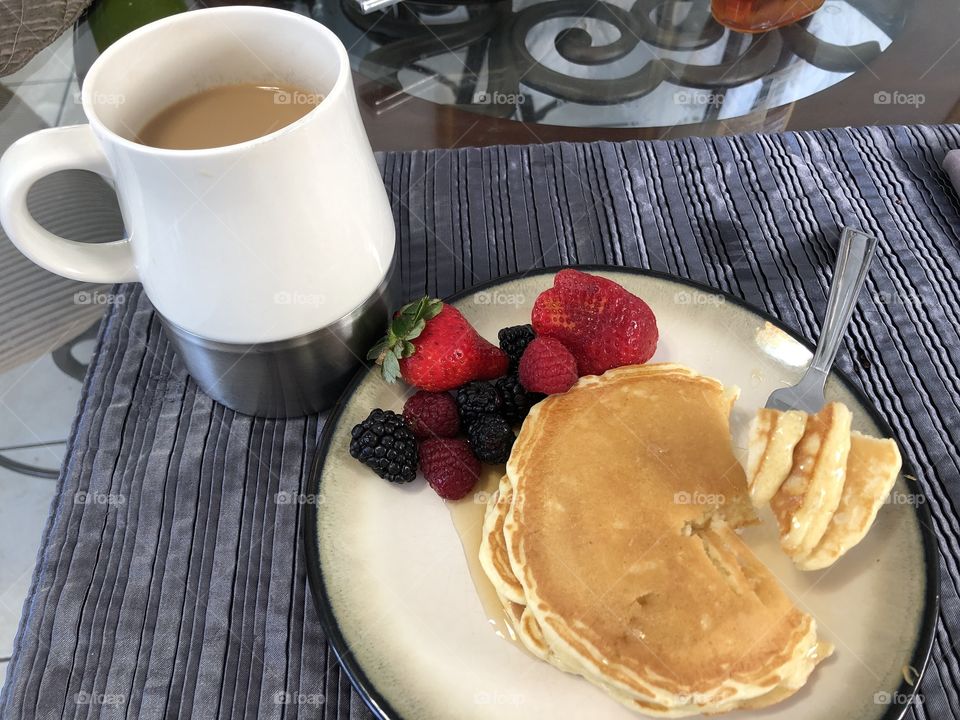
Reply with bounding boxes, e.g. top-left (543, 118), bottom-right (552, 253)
top-left (351, 330), bottom-right (541, 500)
top-left (349, 272), bottom-right (659, 500)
